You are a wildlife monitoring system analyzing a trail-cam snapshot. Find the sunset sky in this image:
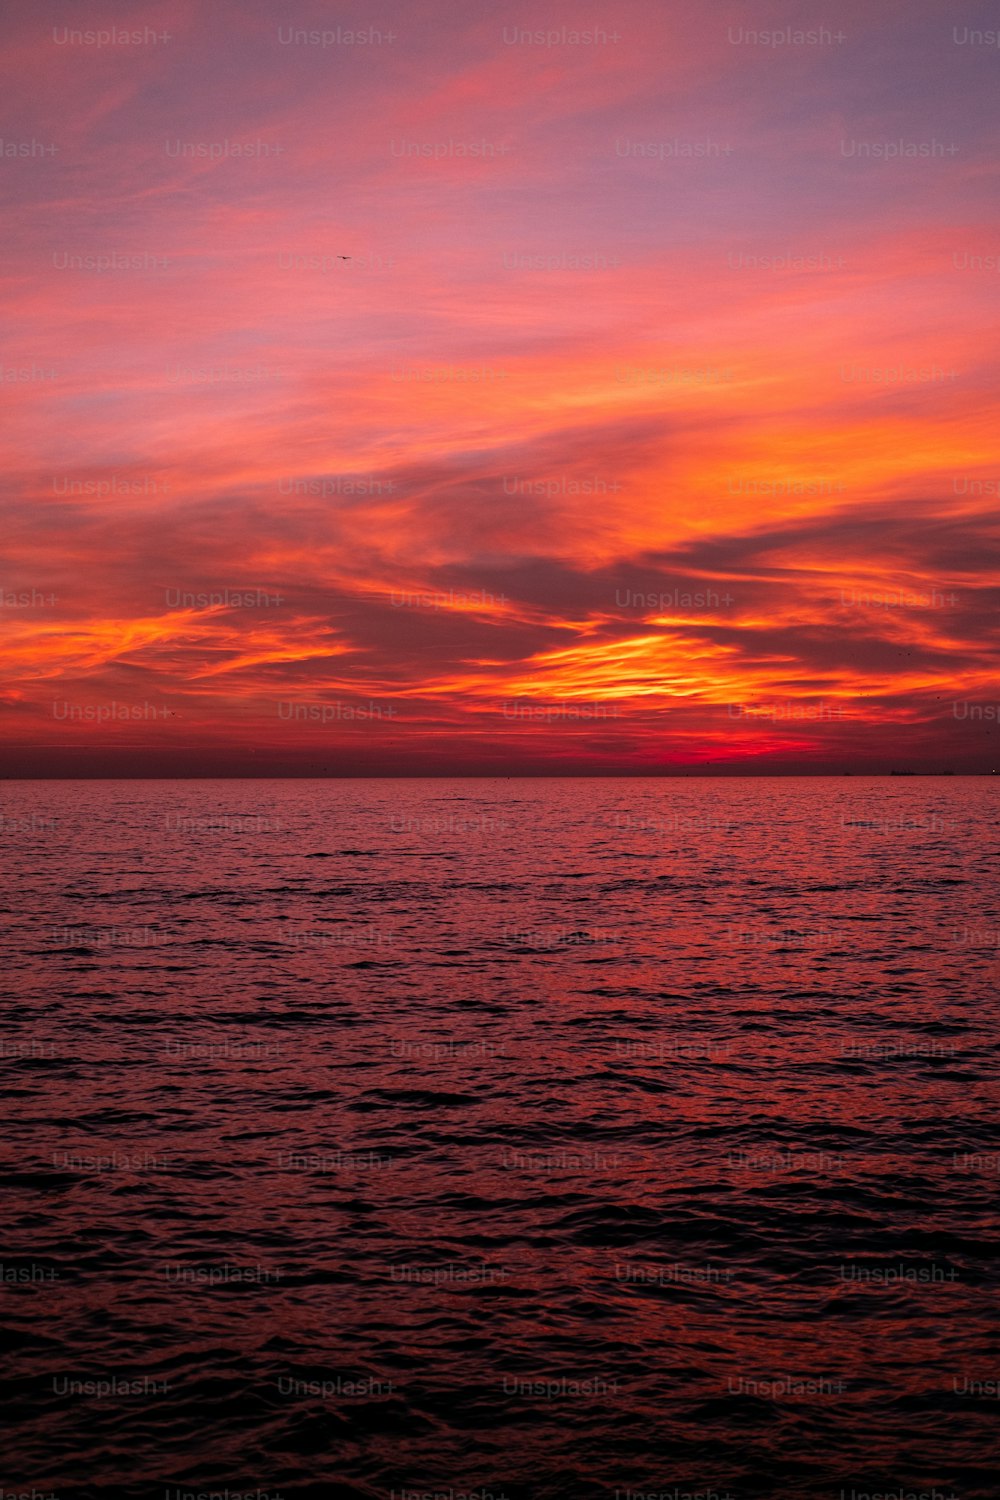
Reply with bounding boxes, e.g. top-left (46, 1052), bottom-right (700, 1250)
top-left (2, 0), bottom-right (999, 775)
